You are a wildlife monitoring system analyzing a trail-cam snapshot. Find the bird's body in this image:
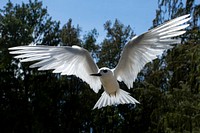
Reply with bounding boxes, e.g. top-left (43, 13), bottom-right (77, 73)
top-left (98, 68), bottom-right (119, 95)
top-left (9, 14), bottom-right (191, 109)
top-left (90, 67), bottom-right (139, 109)
top-left (101, 74), bottom-right (118, 96)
